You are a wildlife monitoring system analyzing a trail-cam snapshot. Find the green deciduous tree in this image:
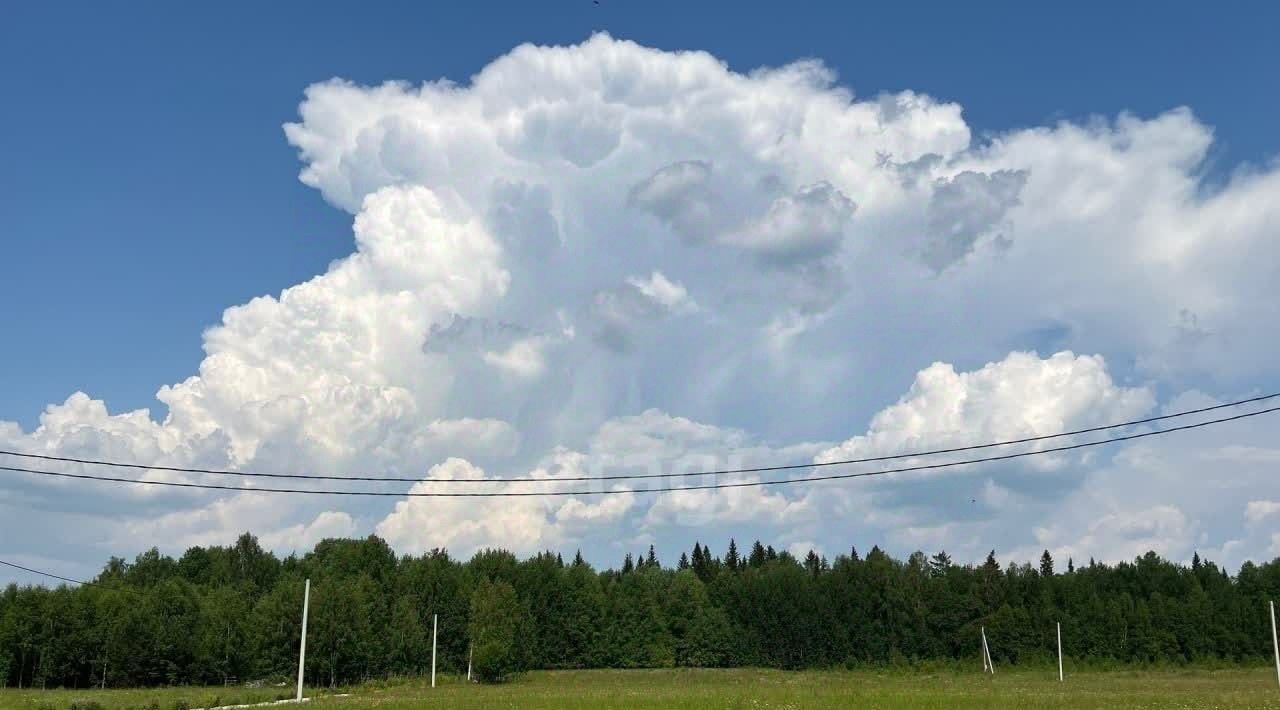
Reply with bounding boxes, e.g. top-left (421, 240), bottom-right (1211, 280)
top-left (468, 579), bottom-right (521, 682)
